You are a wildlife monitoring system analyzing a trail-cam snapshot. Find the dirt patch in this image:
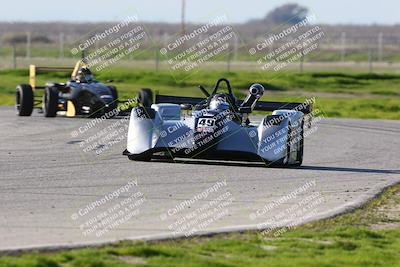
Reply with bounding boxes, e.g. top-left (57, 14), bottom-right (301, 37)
top-left (263, 237), bottom-right (334, 245)
top-left (370, 189), bottom-right (400, 230)
top-left (260, 245), bottom-right (278, 251)
top-left (116, 255), bottom-right (146, 265)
